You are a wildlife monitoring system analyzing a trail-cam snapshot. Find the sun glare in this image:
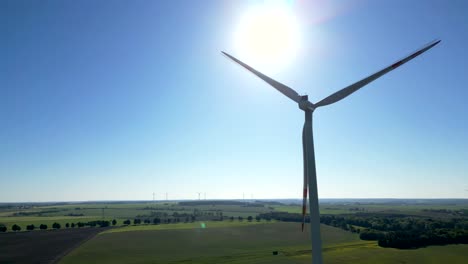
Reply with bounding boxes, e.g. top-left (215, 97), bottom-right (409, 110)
top-left (235, 4), bottom-right (301, 71)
